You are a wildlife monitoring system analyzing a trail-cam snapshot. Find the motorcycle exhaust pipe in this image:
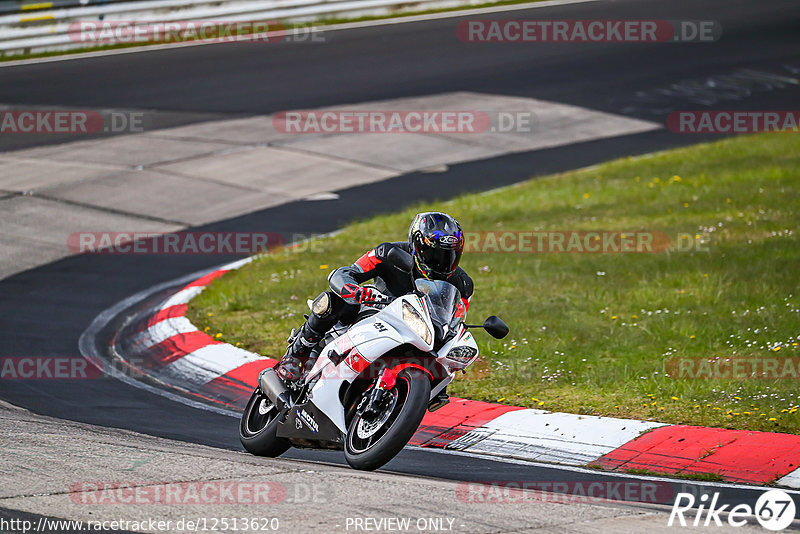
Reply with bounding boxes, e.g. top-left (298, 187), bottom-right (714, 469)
top-left (258, 368), bottom-right (293, 411)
